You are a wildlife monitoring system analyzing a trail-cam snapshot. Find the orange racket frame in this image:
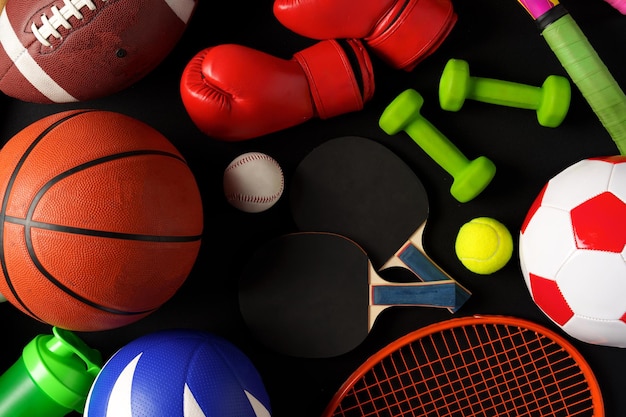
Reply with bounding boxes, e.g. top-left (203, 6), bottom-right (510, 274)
top-left (322, 315), bottom-right (604, 416)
